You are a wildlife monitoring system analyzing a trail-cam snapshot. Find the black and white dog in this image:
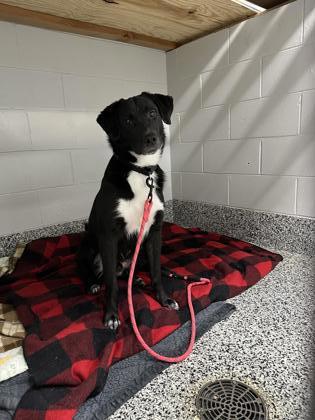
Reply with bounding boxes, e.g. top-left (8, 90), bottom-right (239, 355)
top-left (77, 92), bottom-right (178, 330)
